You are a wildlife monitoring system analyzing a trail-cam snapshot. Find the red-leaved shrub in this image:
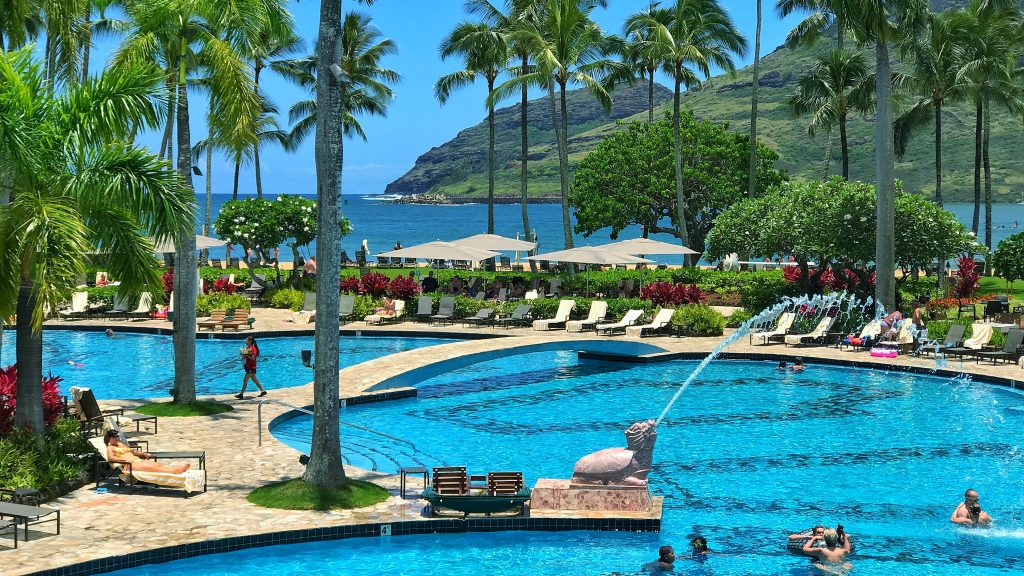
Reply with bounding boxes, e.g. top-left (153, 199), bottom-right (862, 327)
top-left (209, 277), bottom-right (237, 294)
top-left (641, 282), bottom-right (706, 306)
top-left (339, 276), bottom-right (361, 294)
top-left (161, 268), bottom-right (174, 299)
top-left (951, 256), bottom-right (980, 299)
top-left (387, 275), bottom-right (421, 300)
top-left (0, 365), bottom-right (64, 436)
top-left (359, 272), bottom-right (390, 297)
